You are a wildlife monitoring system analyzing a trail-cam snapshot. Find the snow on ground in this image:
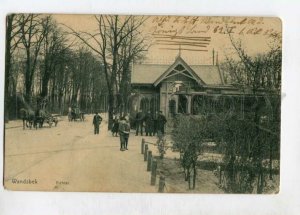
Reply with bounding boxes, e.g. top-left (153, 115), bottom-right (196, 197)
top-left (4, 114), bottom-right (223, 193)
top-left (4, 115), bottom-right (157, 192)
